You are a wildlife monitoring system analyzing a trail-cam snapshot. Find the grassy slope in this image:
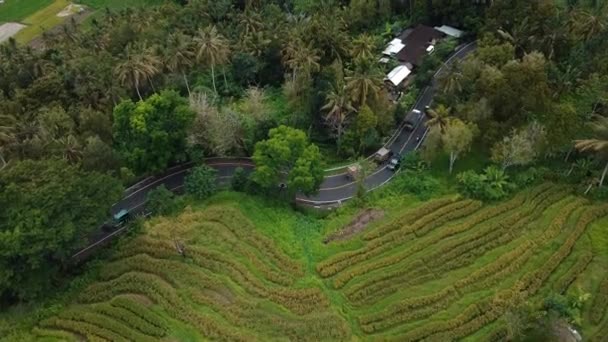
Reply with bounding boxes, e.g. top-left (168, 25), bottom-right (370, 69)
top-left (8, 185), bottom-right (608, 341)
top-left (12, 0), bottom-right (69, 44)
top-left (0, 0), bottom-right (53, 23)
